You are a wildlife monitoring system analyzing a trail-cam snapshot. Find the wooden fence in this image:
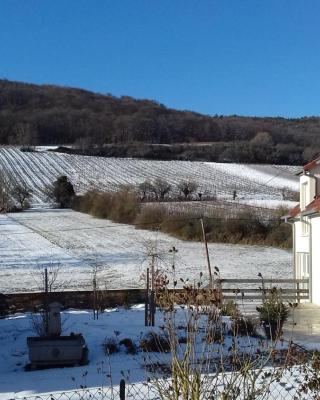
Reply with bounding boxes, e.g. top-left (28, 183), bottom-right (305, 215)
top-left (216, 278), bottom-right (309, 302)
top-left (0, 279), bottom-right (309, 314)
